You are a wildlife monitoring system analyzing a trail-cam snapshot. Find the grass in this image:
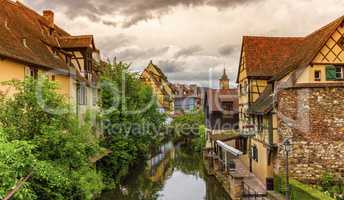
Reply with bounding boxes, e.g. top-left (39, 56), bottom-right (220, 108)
top-left (274, 176), bottom-right (335, 200)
